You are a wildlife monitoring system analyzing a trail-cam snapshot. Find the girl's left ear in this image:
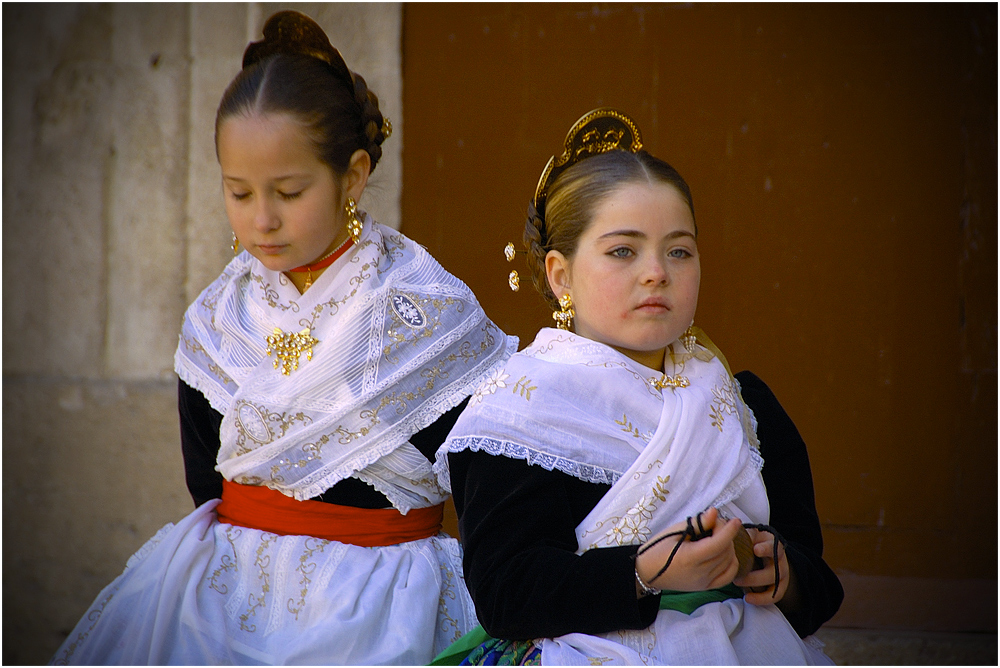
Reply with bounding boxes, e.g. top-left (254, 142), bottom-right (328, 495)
top-left (545, 250), bottom-right (571, 296)
top-left (344, 149), bottom-right (371, 201)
